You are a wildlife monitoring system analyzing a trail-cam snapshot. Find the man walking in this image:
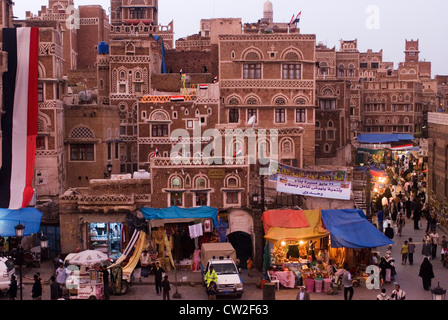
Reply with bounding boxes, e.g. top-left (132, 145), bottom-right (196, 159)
top-left (102, 266), bottom-right (110, 300)
top-left (152, 261), bottom-right (165, 295)
top-left (342, 265), bottom-right (354, 300)
top-left (408, 238), bottom-right (416, 265)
